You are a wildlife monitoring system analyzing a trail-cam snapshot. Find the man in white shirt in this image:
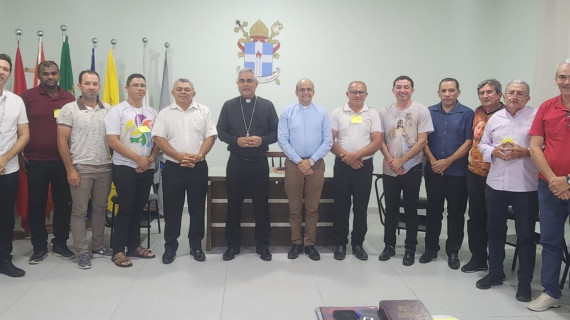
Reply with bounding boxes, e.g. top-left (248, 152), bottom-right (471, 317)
top-left (152, 79), bottom-right (217, 264)
top-left (476, 80), bottom-right (538, 302)
top-left (330, 81), bottom-right (382, 261)
top-left (105, 74), bottom-right (159, 267)
top-left (0, 53), bottom-right (30, 277)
